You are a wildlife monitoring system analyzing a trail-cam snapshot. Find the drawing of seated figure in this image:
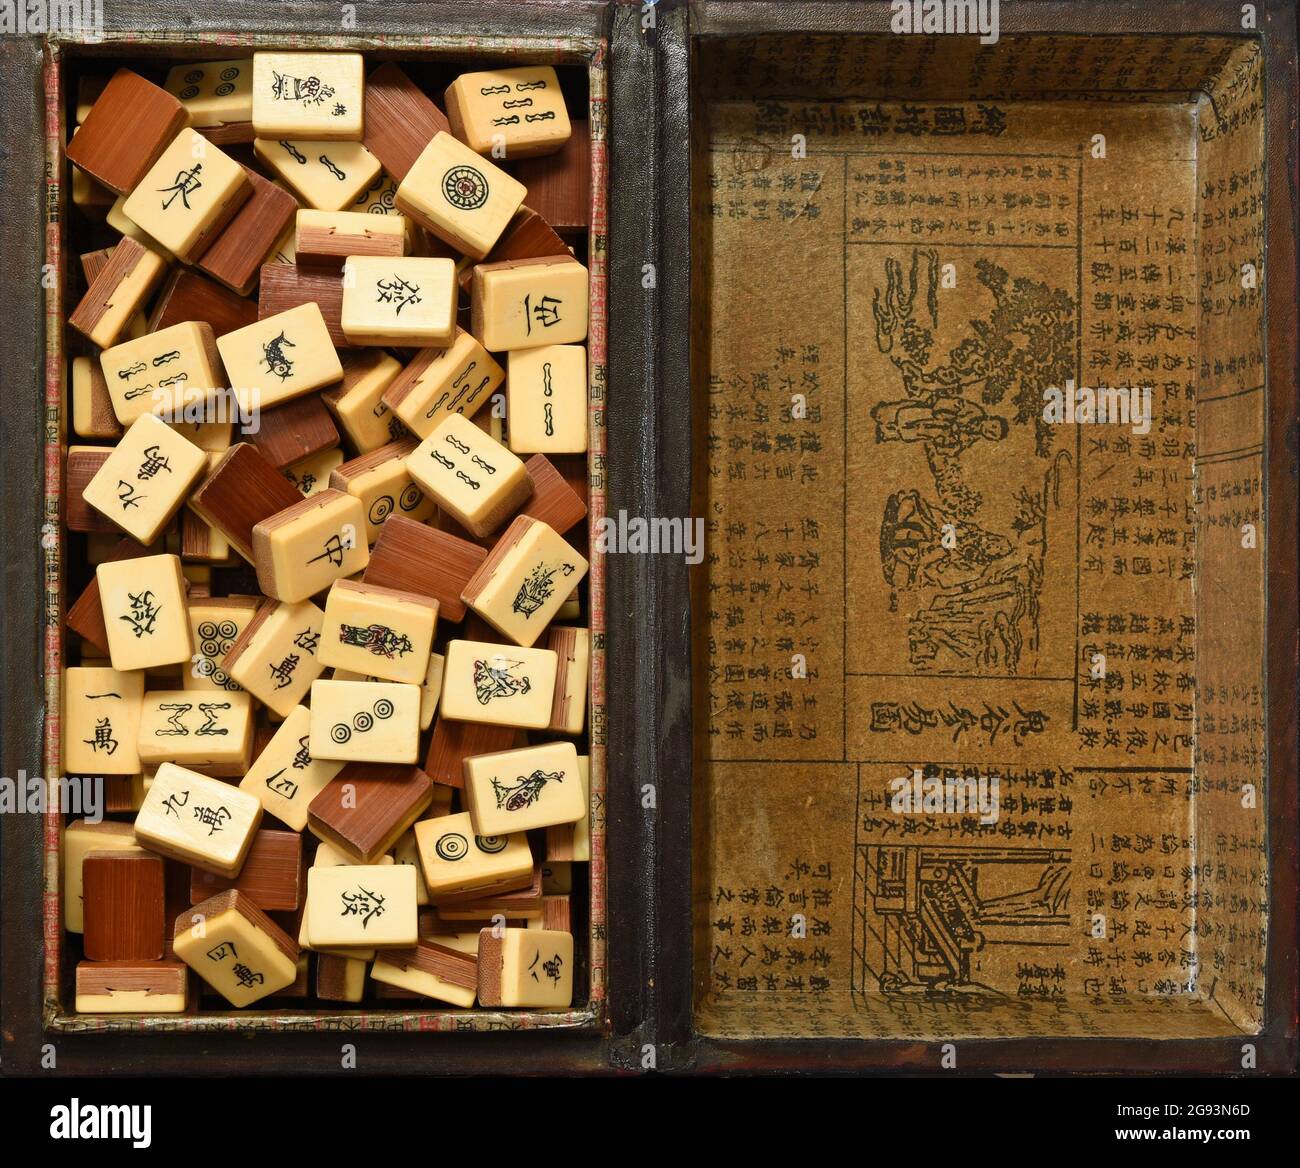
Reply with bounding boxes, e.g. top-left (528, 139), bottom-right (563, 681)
top-left (879, 489), bottom-right (1014, 590)
top-left (871, 394), bottom-right (1008, 456)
